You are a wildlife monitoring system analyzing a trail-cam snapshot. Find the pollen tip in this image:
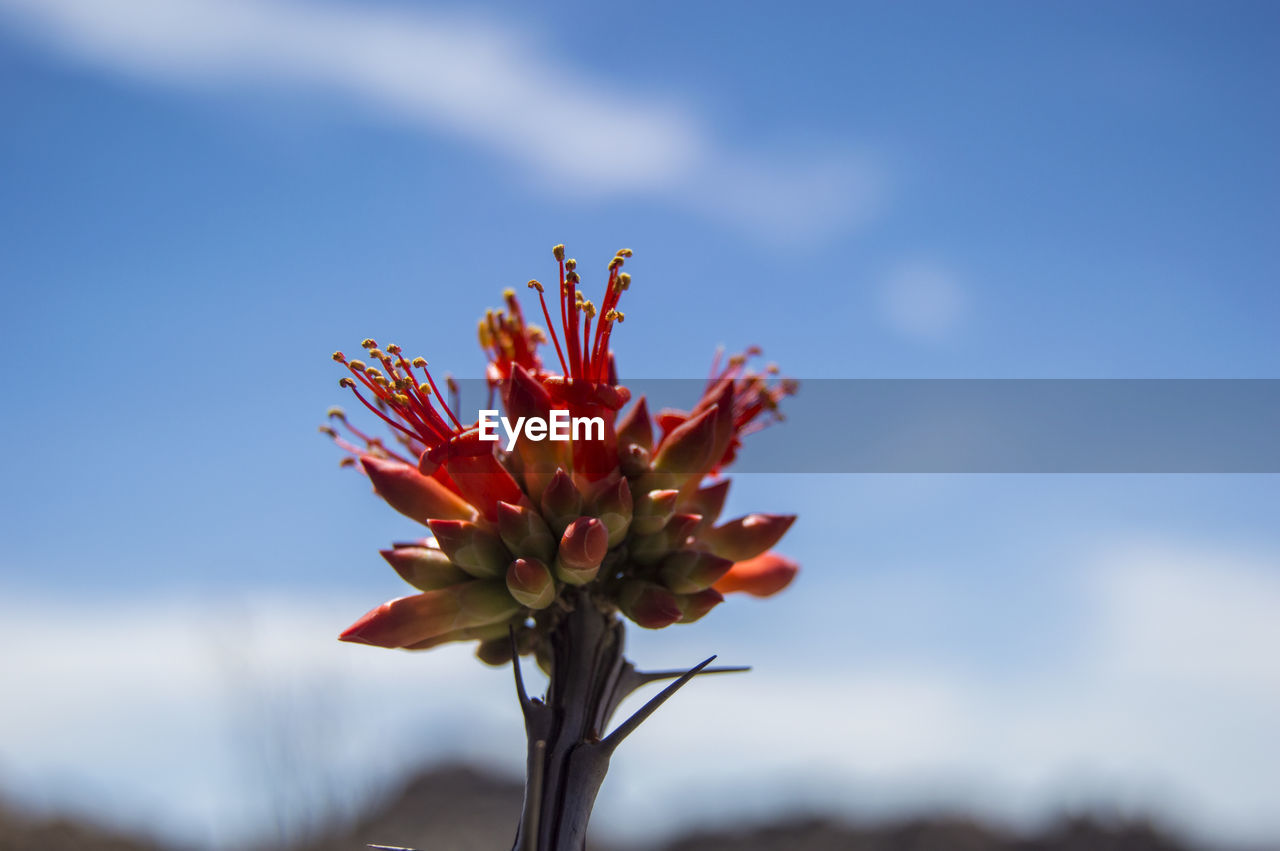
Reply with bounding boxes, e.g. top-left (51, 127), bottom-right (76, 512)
top-left (618, 272), bottom-right (631, 290)
top-left (417, 382), bottom-right (432, 395)
top-left (348, 359), bottom-right (367, 372)
top-left (411, 357), bottom-right (427, 368)
top-left (332, 351), bottom-right (346, 362)
top-left (339, 377), bottom-right (356, 388)
top-left (385, 343), bottom-right (401, 355)
top-left (503, 287), bottom-right (515, 299)
top-left (527, 279), bottom-right (544, 292)
top-left (564, 258), bottom-right (577, 272)
top-left (616, 248), bottom-right (633, 258)
top-left (553, 244), bottom-right (566, 261)
top-left (361, 338), bottom-right (377, 349)
top-left (326, 406), bottom-right (346, 418)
